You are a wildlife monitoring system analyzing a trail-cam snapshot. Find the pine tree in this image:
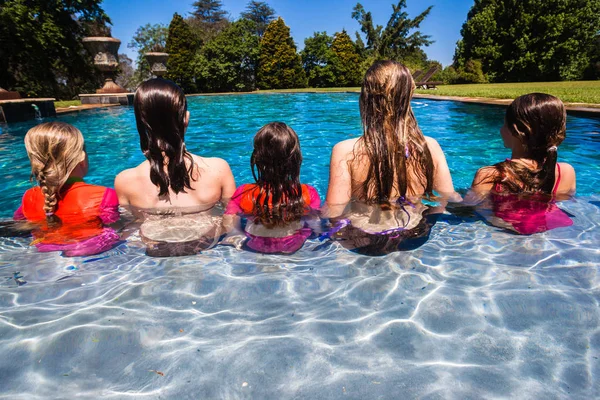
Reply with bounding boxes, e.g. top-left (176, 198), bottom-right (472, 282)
top-left (192, 0), bottom-right (227, 24)
top-left (189, 0), bottom-right (229, 44)
top-left (241, 1), bottom-right (276, 38)
top-left (165, 13), bottom-right (198, 93)
top-left (330, 30), bottom-right (362, 87)
top-left (257, 17), bottom-right (307, 89)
